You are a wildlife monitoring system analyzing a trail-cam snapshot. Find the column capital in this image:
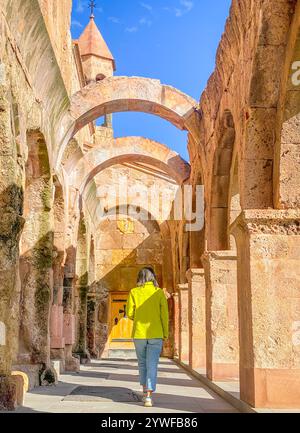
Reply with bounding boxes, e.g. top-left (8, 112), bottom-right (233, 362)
top-left (177, 283), bottom-right (189, 291)
top-left (186, 268), bottom-right (205, 283)
top-left (230, 209), bottom-right (300, 237)
top-left (201, 250), bottom-right (237, 264)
